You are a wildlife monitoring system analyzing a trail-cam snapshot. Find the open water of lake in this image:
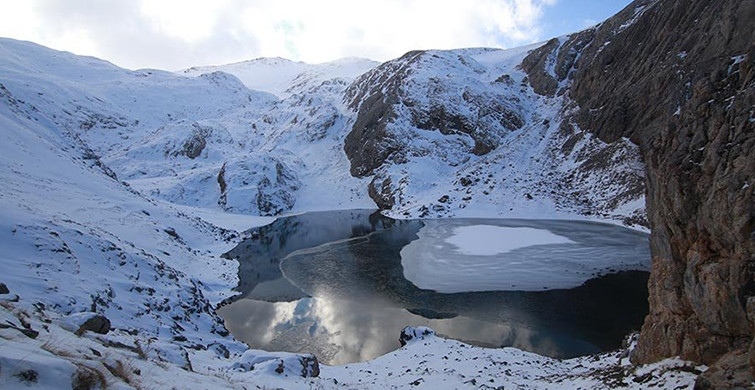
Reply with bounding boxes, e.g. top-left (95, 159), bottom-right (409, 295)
top-left (219, 210), bottom-right (651, 365)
